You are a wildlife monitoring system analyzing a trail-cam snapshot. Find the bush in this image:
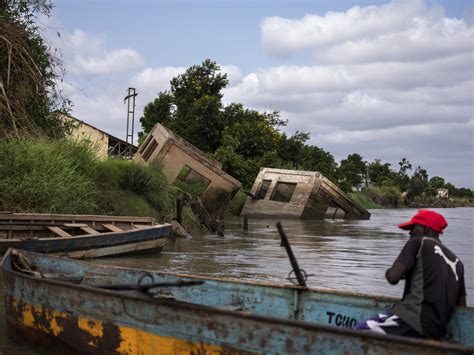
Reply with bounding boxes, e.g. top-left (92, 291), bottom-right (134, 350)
top-left (223, 190), bottom-right (247, 218)
top-left (95, 158), bottom-right (175, 220)
top-left (362, 186), bottom-right (402, 208)
top-left (349, 192), bottom-right (382, 209)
